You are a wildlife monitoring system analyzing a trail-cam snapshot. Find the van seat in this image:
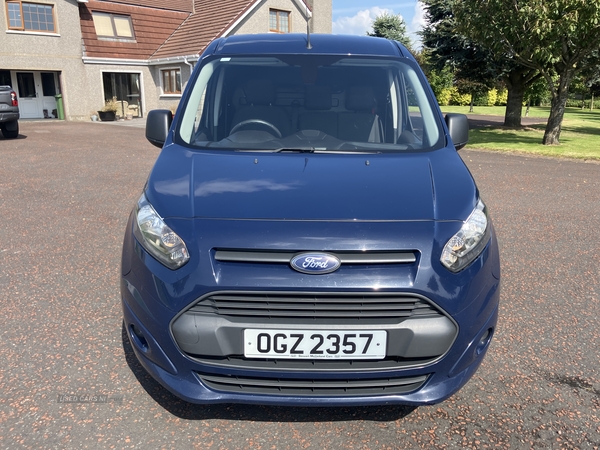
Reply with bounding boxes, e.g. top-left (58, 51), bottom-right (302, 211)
top-left (297, 85), bottom-right (338, 137)
top-left (338, 86), bottom-right (383, 143)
